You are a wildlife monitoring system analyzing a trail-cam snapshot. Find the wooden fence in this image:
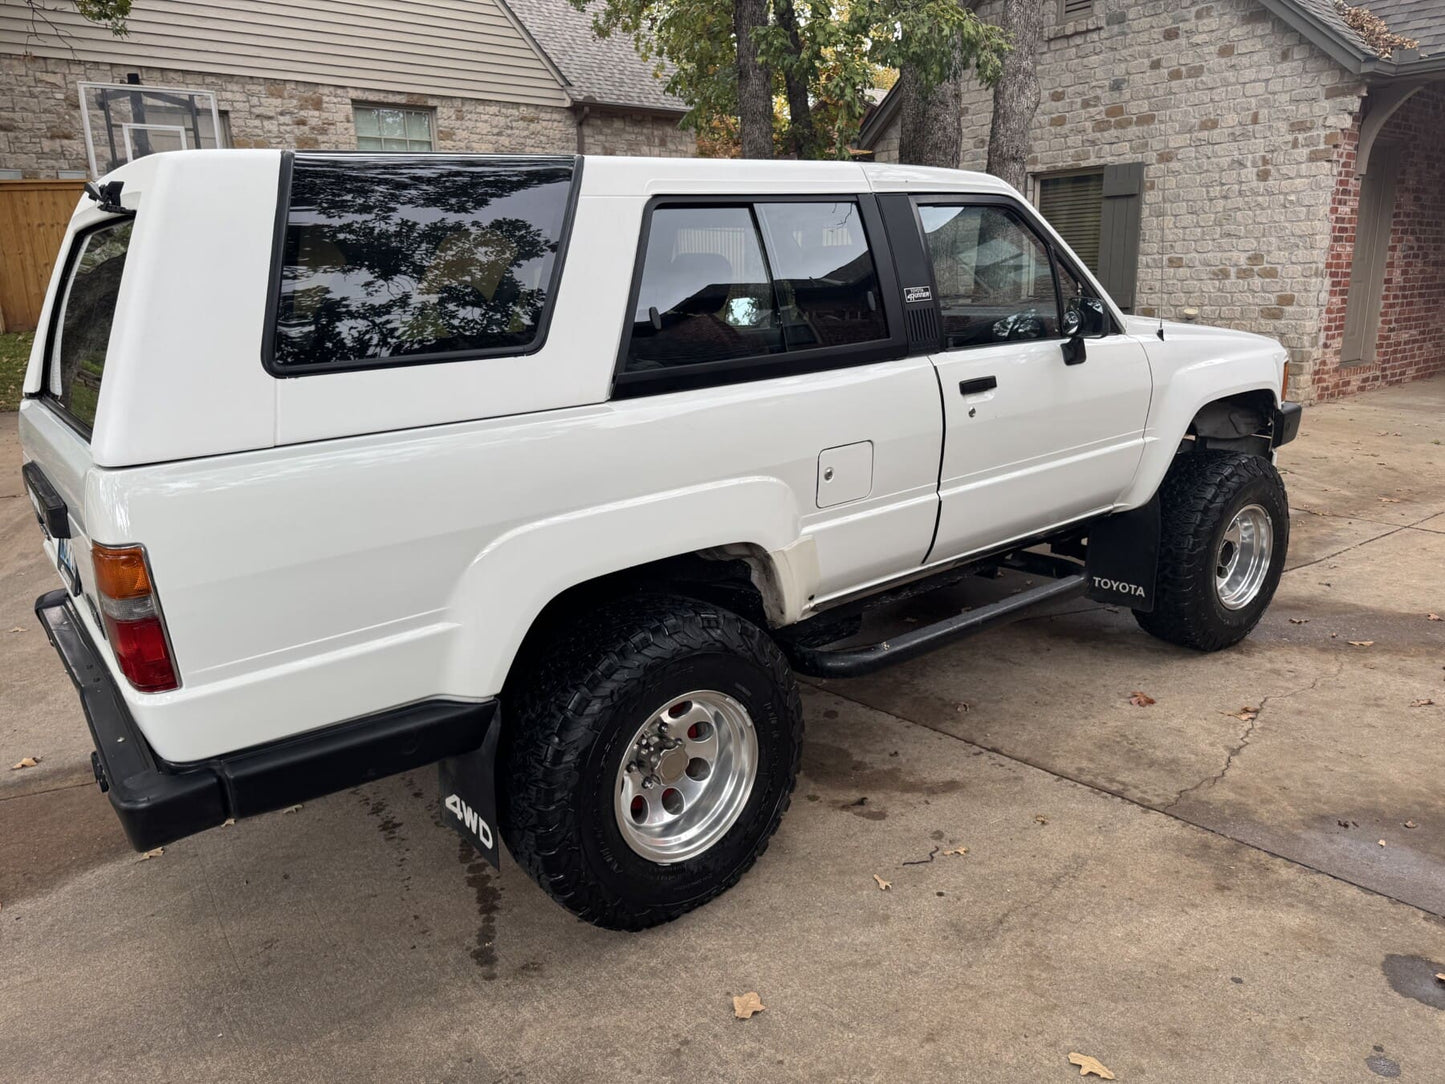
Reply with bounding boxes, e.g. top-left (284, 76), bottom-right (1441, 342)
top-left (0, 180), bottom-right (86, 333)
